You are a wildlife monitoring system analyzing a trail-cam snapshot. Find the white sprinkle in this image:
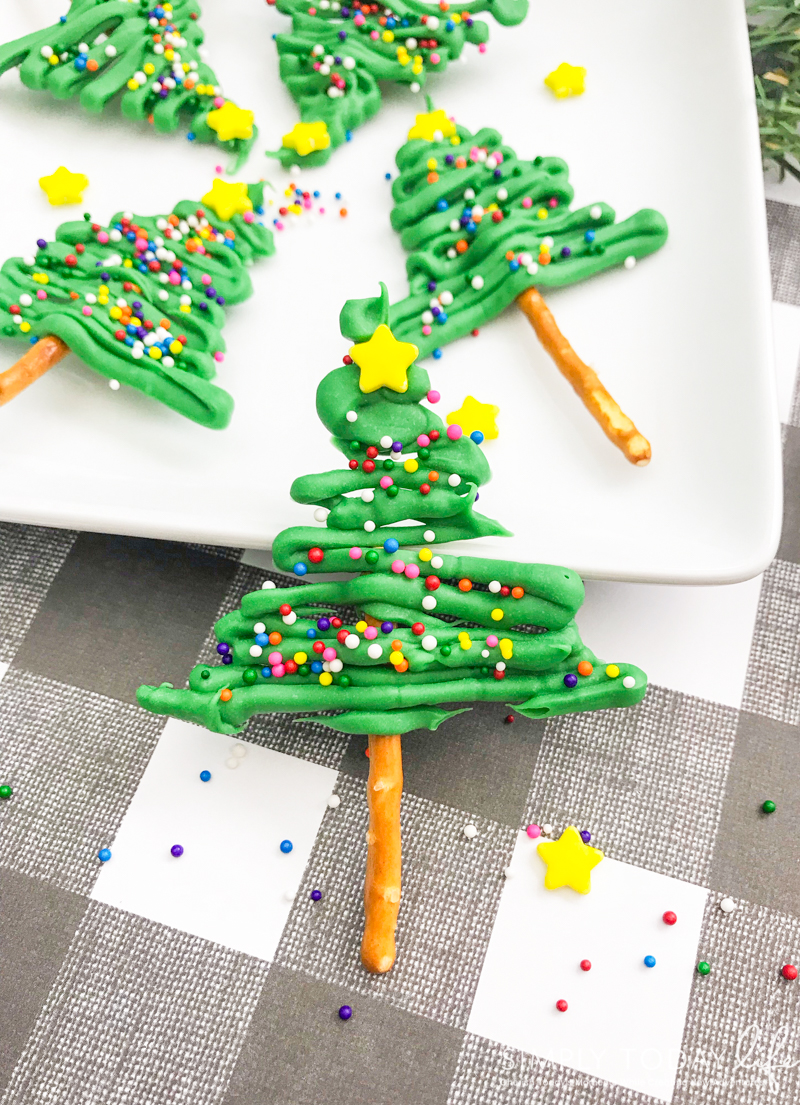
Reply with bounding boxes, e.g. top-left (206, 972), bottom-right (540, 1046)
top-left (109, 229), bottom-right (122, 242)
top-left (162, 356), bottom-right (174, 368)
top-left (504, 867), bottom-right (514, 878)
top-left (422, 310), bottom-right (434, 325)
top-left (233, 744), bottom-right (248, 759)
top-left (448, 473), bottom-right (461, 487)
top-left (225, 757), bottom-right (240, 769)
top-left (427, 14), bottom-right (439, 28)
top-left (542, 236), bottom-right (554, 248)
top-left (343, 56), bottom-right (355, 69)
top-left (158, 290), bottom-right (169, 301)
top-left (346, 410), bottom-right (358, 422)
top-left (410, 82), bottom-right (420, 93)
top-left (423, 530), bottom-right (435, 541)
top-left (367, 643), bottom-right (383, 660)
top-left (449, 219), bottom-right (460, 232)
top-left (327, 794), bottom-right (341, 808)
top-left (431, 555), bottom-right (444, 569)
top-left (719, 897), bottom-right (736, 913)
top-left (250, 645), bottom-right (263, 657)
top-left (433, 129), bottom-right (443, 142)
top-left (542, 824), bottom-right (553, 836)
top-left (361, 489), bottom-right (374, 503)
top-left (131, 347), bottom-right (144, 360)
top-left (421, 635), bottom-right (437, 651)
top-left (422, 596), bottom-right (437, 611)
top-left (497, 187), bottom-right (508, 201)
top-left (329, 658), bottom-right (343, 672)
top-left (527, 263), bottom-right (539, 276)
top-left (345, 633), bottom-right (360, 649)
top-left (262, 580), bottom-right (277, 590)
top-left (590, 204), bottom-right (602, 219)
top-left (623, 675), bottom-right (636, 689)
top-left (364, 520), bottom-right (376, 532)
top-left (481, 649), bottom-right (489, 658)
top-left (23, 256), bottom-right (35, 267)
top-left (380, 435), bottom-right (393, 448)
top-left (105, 44), bottom-right (117, 57)
top-left (486, 156), bottom-right (497, 169)
top-left (40, 45), bottom-right (53, 58)
top-left (78, 42), bottom-right (90, 53)
top-left (519, 252), bottom-right (532, 266)
top-left (496, 661), bottom-right (506, 672)
top-left (254, 623), bottom-right (266, 633)
top-left (464, 188), bottom-right (476, 201)
top-left (19, 293), bottom-right (32, 307)
top-left (282, 611), bottom-right (297, 626)
top-left (108, 379), bottom-right (120, 391)
top-left (489, 580), bottom-right (502, 593)
top-left (624, 256), bottom-right (636, 270)
top-left (314, 507), bottom-right (329, 522)
top-left (471, 275), bottom-right (484, 290)
top-left (463, 824), bottom-right (478, 839)
top-left (406, 37), bottom-right (418, 49)
top-left (447, 248), bottom-right (457, 259)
